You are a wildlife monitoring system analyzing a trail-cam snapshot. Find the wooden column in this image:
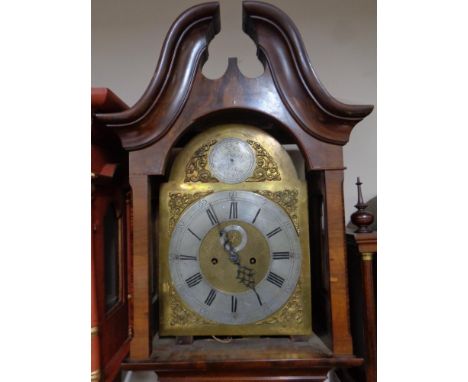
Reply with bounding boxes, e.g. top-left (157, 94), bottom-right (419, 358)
top-left (129, 174), bottom-right (151, 359)
top-left (91, 248), bottom-right (101, 382)
top-left (125, 190), bottom-right (134, 343)
top-left (91, 181), bottom-right (102, 382)
top-left (355, 233), bottom-right (377, 382)
top-left (351, 178), bottom-right (377, 382)
top-left (323, 170), bottom-right (353, 354)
